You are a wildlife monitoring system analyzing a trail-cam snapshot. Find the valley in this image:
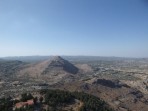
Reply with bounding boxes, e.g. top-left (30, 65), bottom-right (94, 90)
top-left (0, 56), bottom-right (148, 111)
